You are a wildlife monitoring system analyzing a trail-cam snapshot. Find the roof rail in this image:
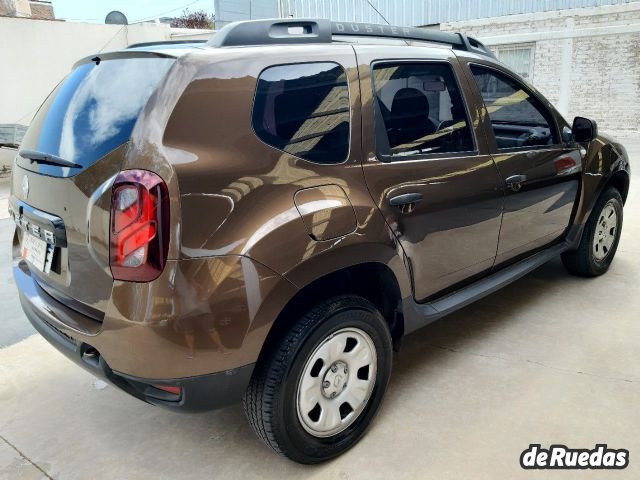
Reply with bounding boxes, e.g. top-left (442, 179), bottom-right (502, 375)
top-left (127, 39), bottom-right (208, 49)
top-left (207, 18), bottom-right (495, 58)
